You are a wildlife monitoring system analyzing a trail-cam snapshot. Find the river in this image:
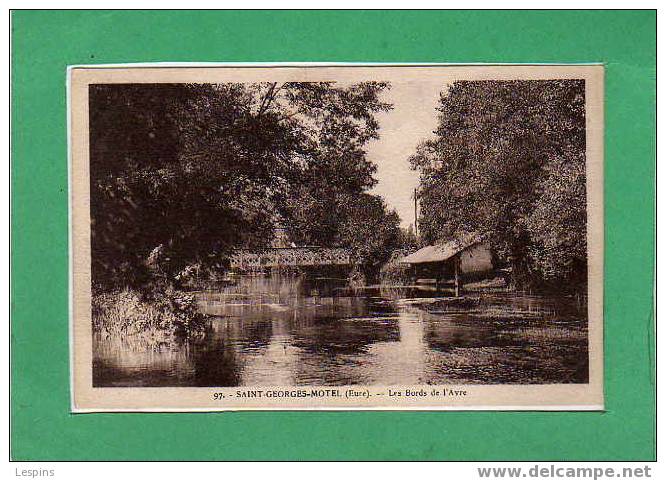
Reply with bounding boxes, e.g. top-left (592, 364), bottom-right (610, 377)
top-left (93, 274), bottom-right (589, 387)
